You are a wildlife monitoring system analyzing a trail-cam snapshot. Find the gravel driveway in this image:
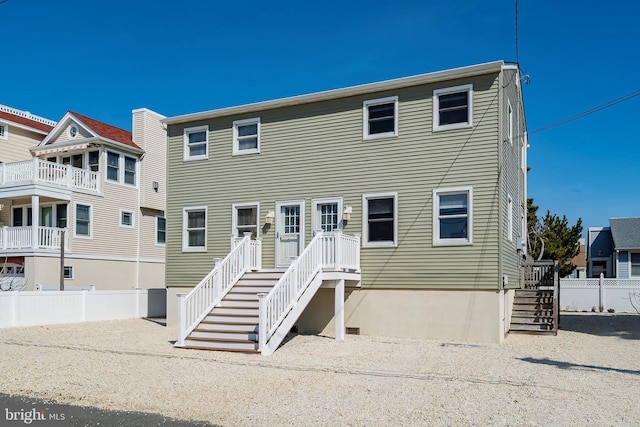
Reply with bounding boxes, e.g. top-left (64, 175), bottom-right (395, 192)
top-left (0, 313), bottom-right (638, 426)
